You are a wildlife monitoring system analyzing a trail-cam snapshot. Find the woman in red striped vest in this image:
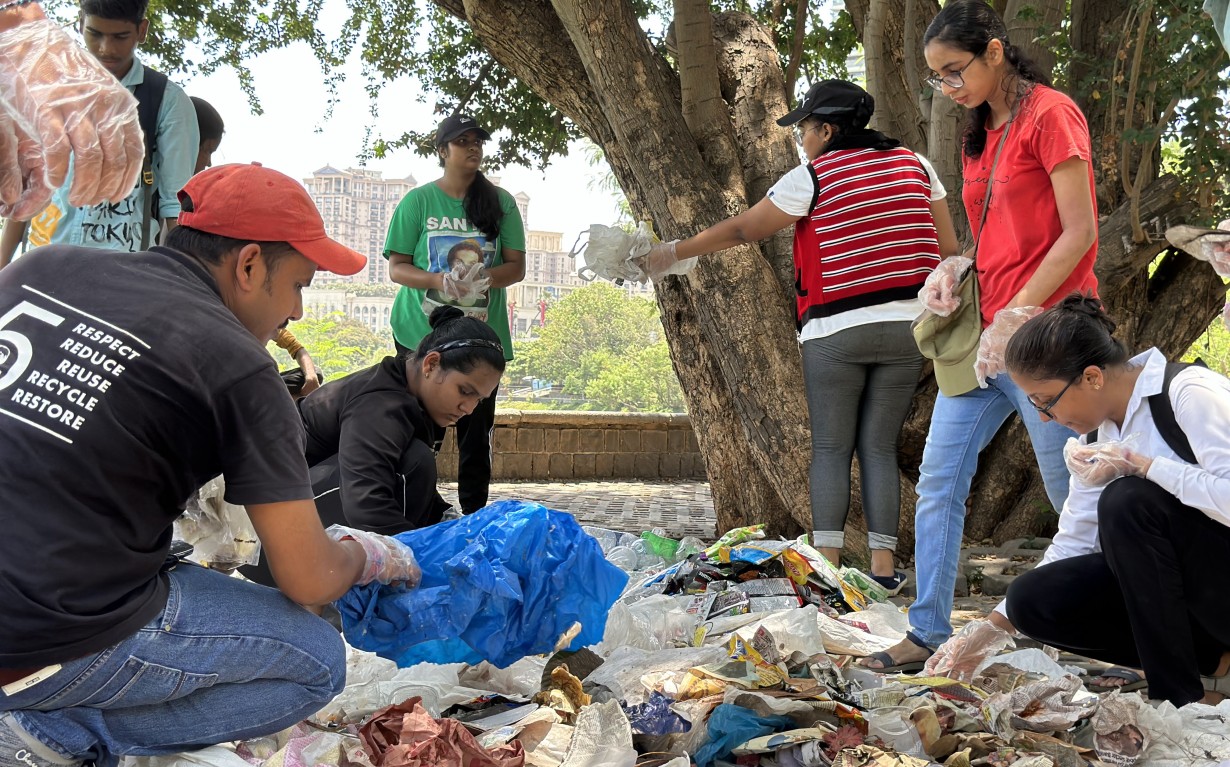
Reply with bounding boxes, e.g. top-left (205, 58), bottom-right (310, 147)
top-left (643, 80), bottom-right (958, 593)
